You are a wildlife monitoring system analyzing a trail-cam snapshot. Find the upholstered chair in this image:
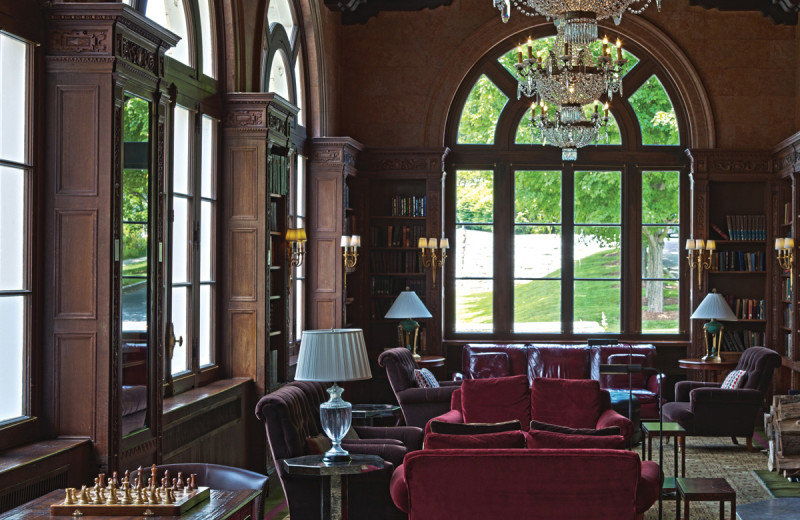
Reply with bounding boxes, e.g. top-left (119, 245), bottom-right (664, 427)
top-left (378, 347), bottom-right (462, 428)
top-left (663, 346), bottom-right (781, 450)
top-left (130, 463), bottom-right (268, 517)
top-left (255, 380), bottom-right (423, 520)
